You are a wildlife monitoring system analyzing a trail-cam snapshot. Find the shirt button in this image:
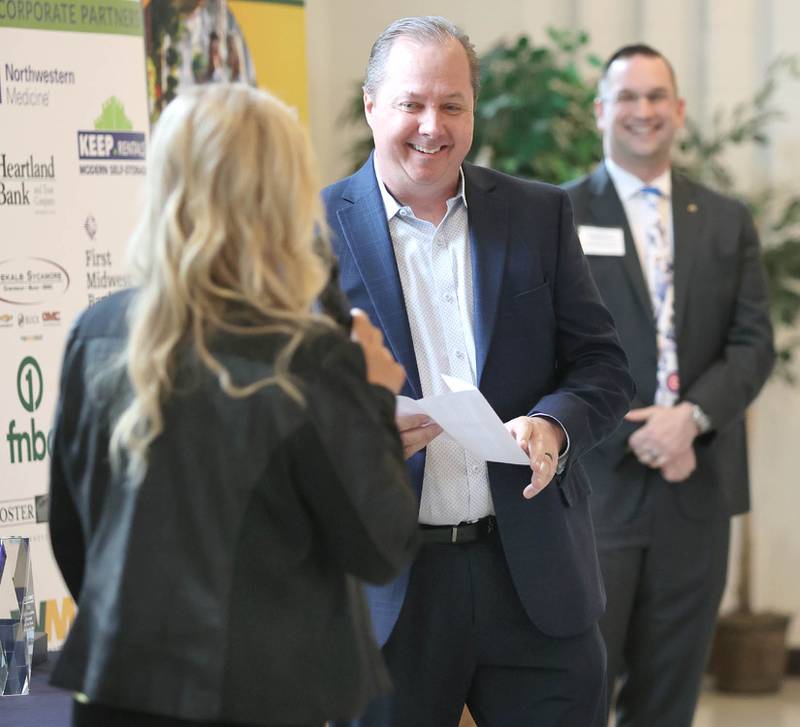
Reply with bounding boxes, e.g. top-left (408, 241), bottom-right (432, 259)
top-left (455, 351), bottom-right (465, 360)
top-left (399, 208), bottom-right (408, 217)
top-left (471, 465), bottom-right (480, 474)
top-left (437, 240), bottom-right (445, 248)
top-left (444, 293), bottom-right (454, 303)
